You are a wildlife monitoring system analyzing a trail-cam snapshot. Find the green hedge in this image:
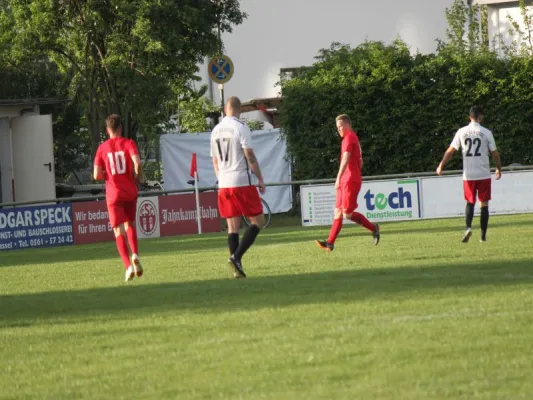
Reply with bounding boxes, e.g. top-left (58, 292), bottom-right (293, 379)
top-left (279, 41), bottom-right (533, 180)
